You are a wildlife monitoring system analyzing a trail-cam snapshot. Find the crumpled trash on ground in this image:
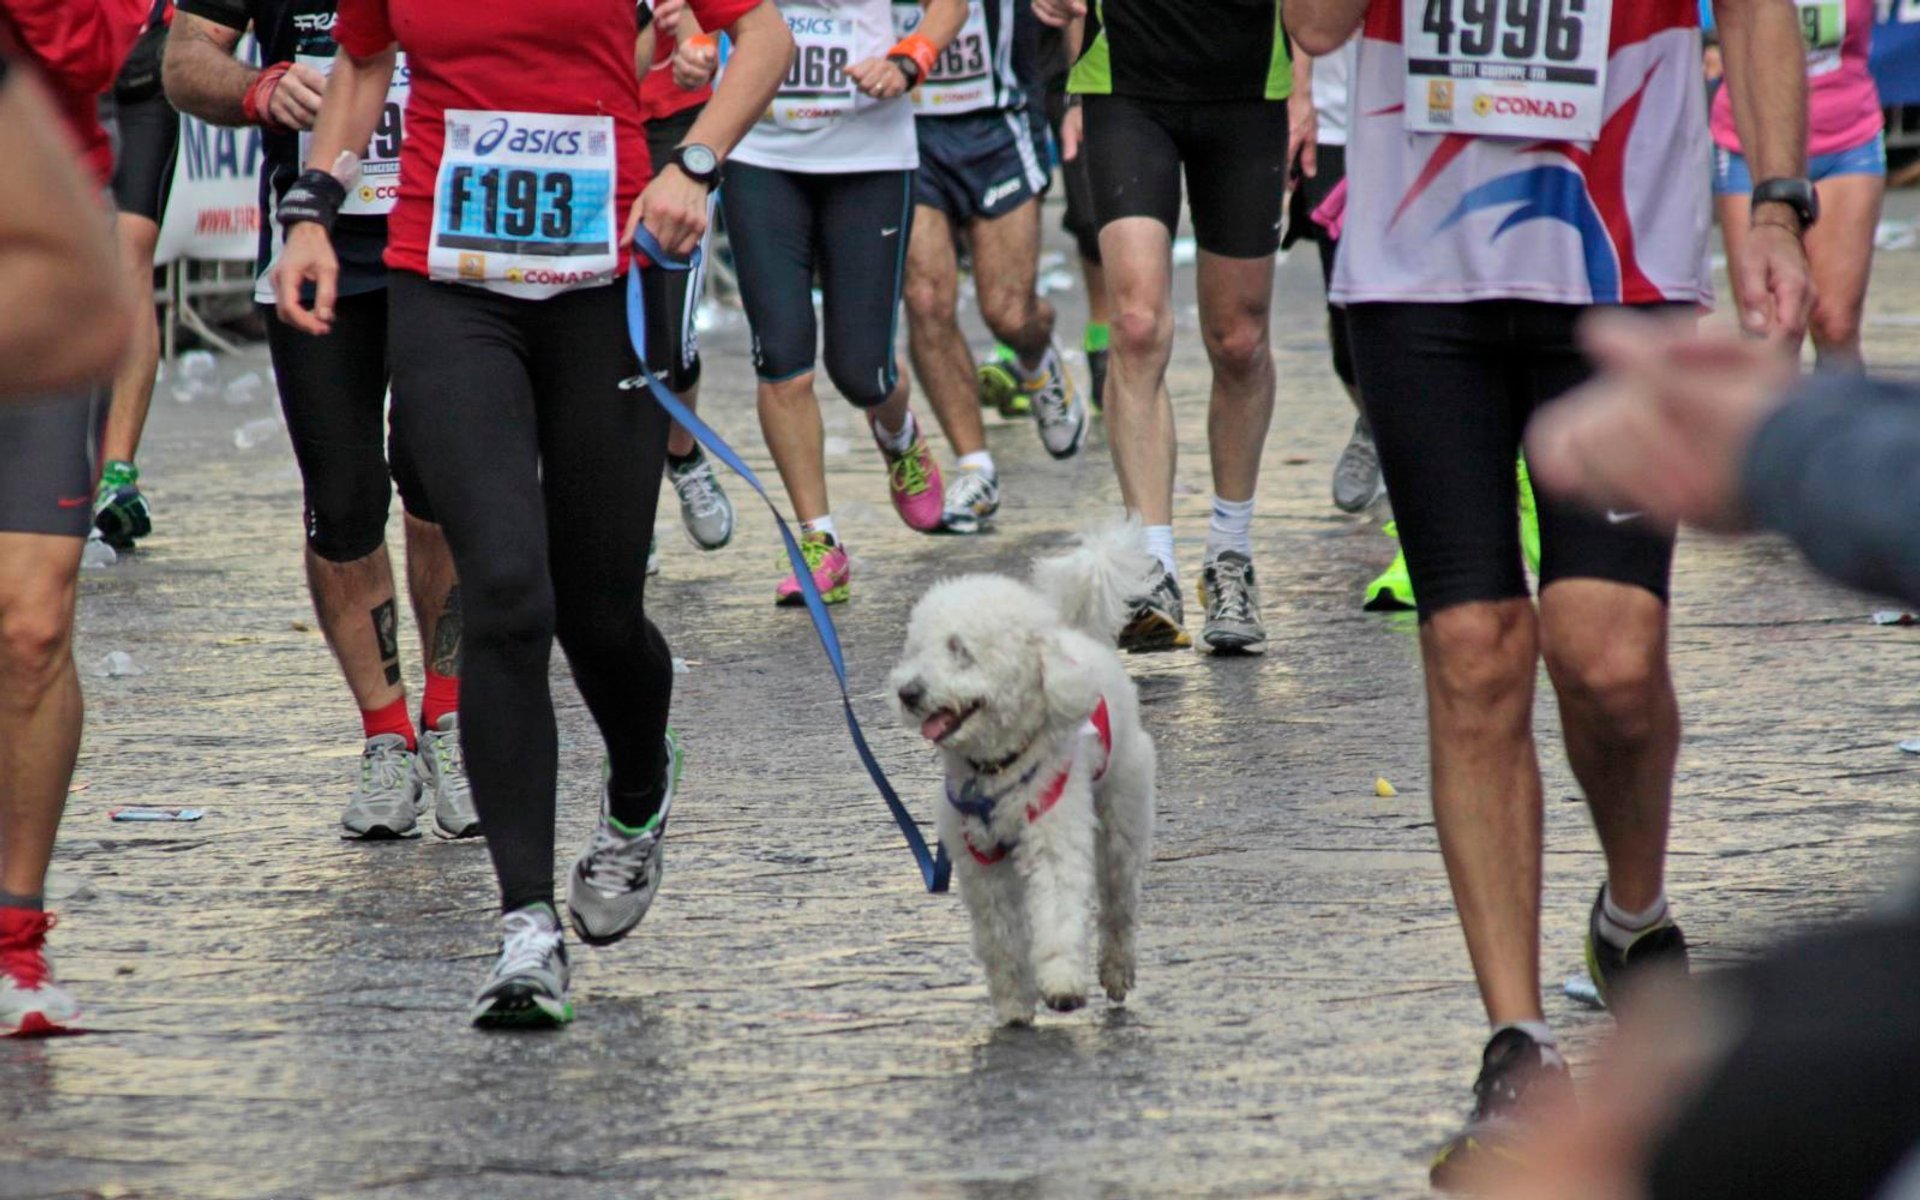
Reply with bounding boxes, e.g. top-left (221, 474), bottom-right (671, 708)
top-left (1871, 610), bottom-right (1917, 626)
top-left (233, 416), bottom-right (283, 450)
top-left (81, 537), bottom-right (117, 570)
top-left (222, 371), bottom-right (269, 407)
top-left (1563, 973), bottom-right (1603, 1008)
top-left (1876, 219), bottom-right (1917, 252)
top-left (89, 651), bottom-right (145, 678)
